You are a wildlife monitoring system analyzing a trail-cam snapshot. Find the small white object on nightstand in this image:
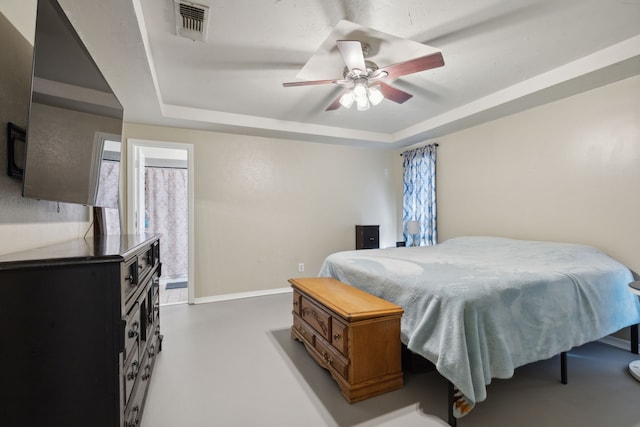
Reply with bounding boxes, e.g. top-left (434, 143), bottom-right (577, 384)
top-left (629, 281), bottom-right (640, 382)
